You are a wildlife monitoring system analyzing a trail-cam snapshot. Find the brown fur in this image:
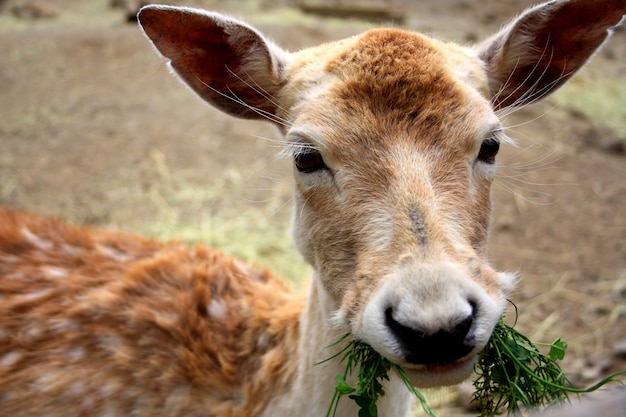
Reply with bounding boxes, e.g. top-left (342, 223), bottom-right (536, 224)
top-left (286, 29), bottom-right (500, 310)
top-left (0, 207), bottom-right (301, 416)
